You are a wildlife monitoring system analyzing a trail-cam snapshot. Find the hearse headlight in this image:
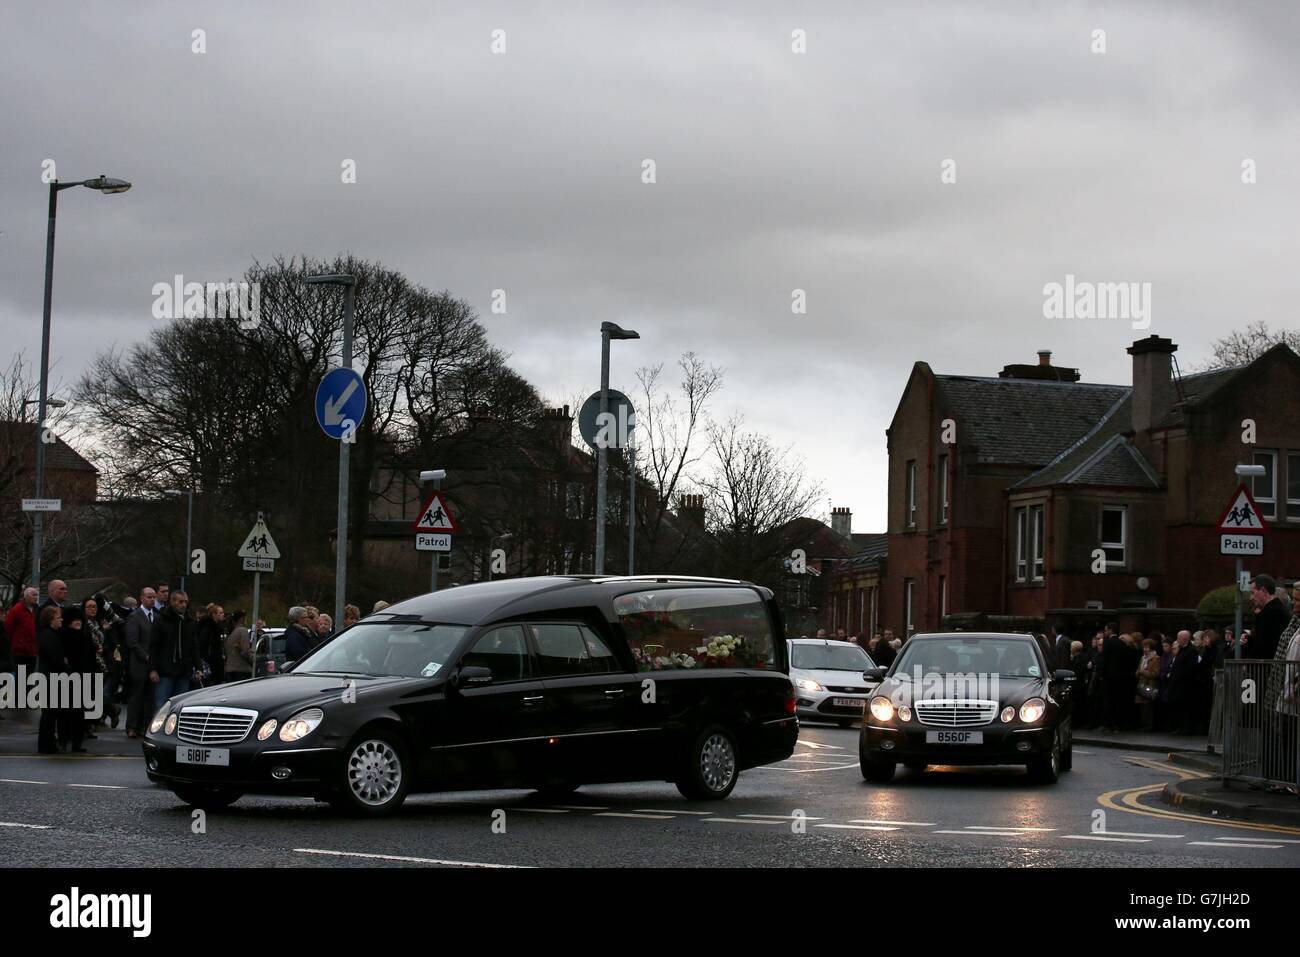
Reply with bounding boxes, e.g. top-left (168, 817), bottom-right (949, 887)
top-left (1019, 698), bottom-right (1047, 723)
top-left (896, 705), bottom-right (912, 722)
top-left (869, 696), bottom-right (895, 722)
top-left (257, 719), bottom-right (278, 741)
top-left (164, 713), bottom-right (178, 735)
top-left (149, 700), bottom-right (173, 734)
top-left (1001, 706), bottom-right (1016, 723)
top-left (279, 708), bottom-right (324, 742)
top-left (795, 678), bottom-right (824, 693)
